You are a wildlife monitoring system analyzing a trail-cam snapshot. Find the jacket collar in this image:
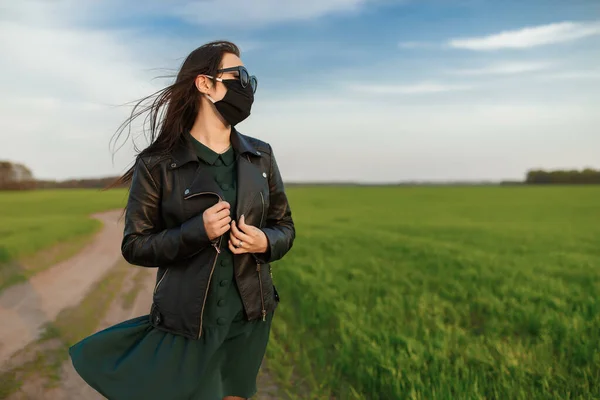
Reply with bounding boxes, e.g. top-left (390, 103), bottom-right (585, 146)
top-left (170, 126), bottom-right (260, 169)
top-left (231, 126), bottom-right (262, 157)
